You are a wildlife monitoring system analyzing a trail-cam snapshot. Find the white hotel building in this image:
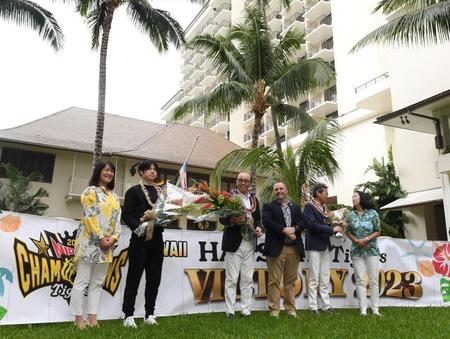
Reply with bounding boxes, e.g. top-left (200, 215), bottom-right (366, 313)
top-left (161, 0), bottom-right (450, 241)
